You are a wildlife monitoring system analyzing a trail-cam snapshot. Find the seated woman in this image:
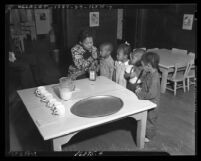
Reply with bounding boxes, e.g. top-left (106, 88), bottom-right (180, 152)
top-left (68, 28), bottom-right (98, 79)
